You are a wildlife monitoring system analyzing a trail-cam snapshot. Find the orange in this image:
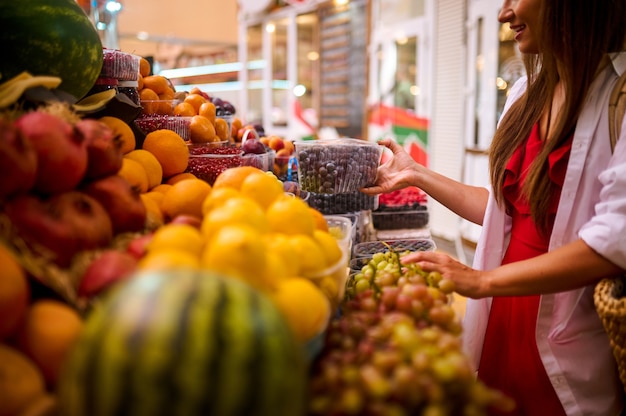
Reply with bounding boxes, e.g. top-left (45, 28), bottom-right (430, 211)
top-left (139, 57), bottom-right (151, 77)
top-left (166, 172), bottom-right (197, 185)
top-left (310, 207), bottom-right (329, 232)
top-left (98, 116), bottom-right (136, 154)
top-left (16, 299), bottom-right (84, 388)
top-left (138, 73), bottom-right (144, 90)
top-left (124, 149), bottom-right (163, 190)
top-left (0, 243), bottom-right (29, 340)
top-left (189, 115), bottom-right (218, 144)
top-left (140, 193), bottom-right (164, 226)
top-left (142, 191), bottom-right (165, 209)
top-left (198, 102), bottom-right (216, 124)
top-left (214, 118), bottom-right (230, 141)
top-left (212, 166), bottom-right (265, 191)
top-left (201, 224), bottom-right (269, 291)
top-left (151, 183), bottom-right (173, 194)
top-left (142, 129), bottom-right (189, 178)
top-left (231, 117), bottom-right (243, 140)
top-left (159, 90), bottom-right (175, 101)
top-left (266, 195), bottom-right (316, 236)
top-left (240, 171), bottom-right (284, 210)
top-left (118, 157), bottom-right (150, 193)
top-left (174, 101), bottom-right (196, 117)
top-left (270, 278), bottom-right (331, 343)
top-left (142, 75), bottom-right (171, 96)
top-left (283, 139), bottom-right (295, 154)
top-left (161, 178), bottom-right (212, 221)
top-left (183, 93), bottom-right (208, 114)
top-left (0, 344), bottom-right (46, 416)
top-left (139, 88), bottom-right (160, 114)
top-left (201, 187), bottom-right (242, 215)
